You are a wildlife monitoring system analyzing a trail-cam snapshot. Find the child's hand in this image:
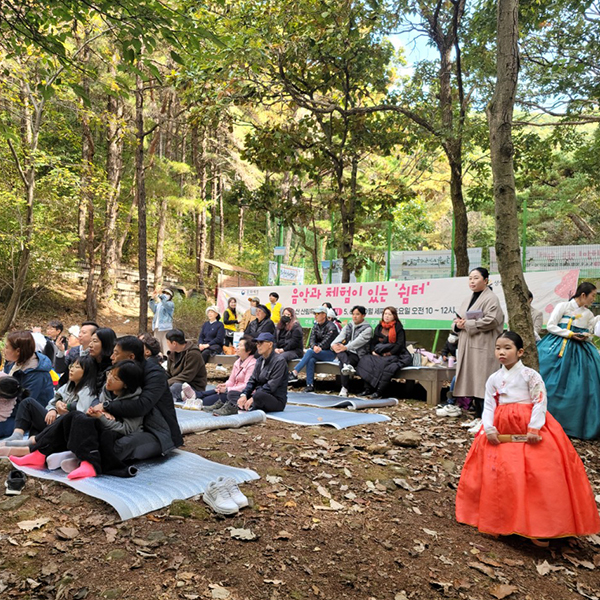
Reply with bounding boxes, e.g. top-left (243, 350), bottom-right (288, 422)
top-left (55, 400), bottom-right (68, 415)
top-left (526, 431), bottom-right (542, 444)
top-left (87, 406), bottom-right (103, 417)
top-left (45, 409), bottom-right (58, 425)
top-left (486, 431), bottom-right (500, 445)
